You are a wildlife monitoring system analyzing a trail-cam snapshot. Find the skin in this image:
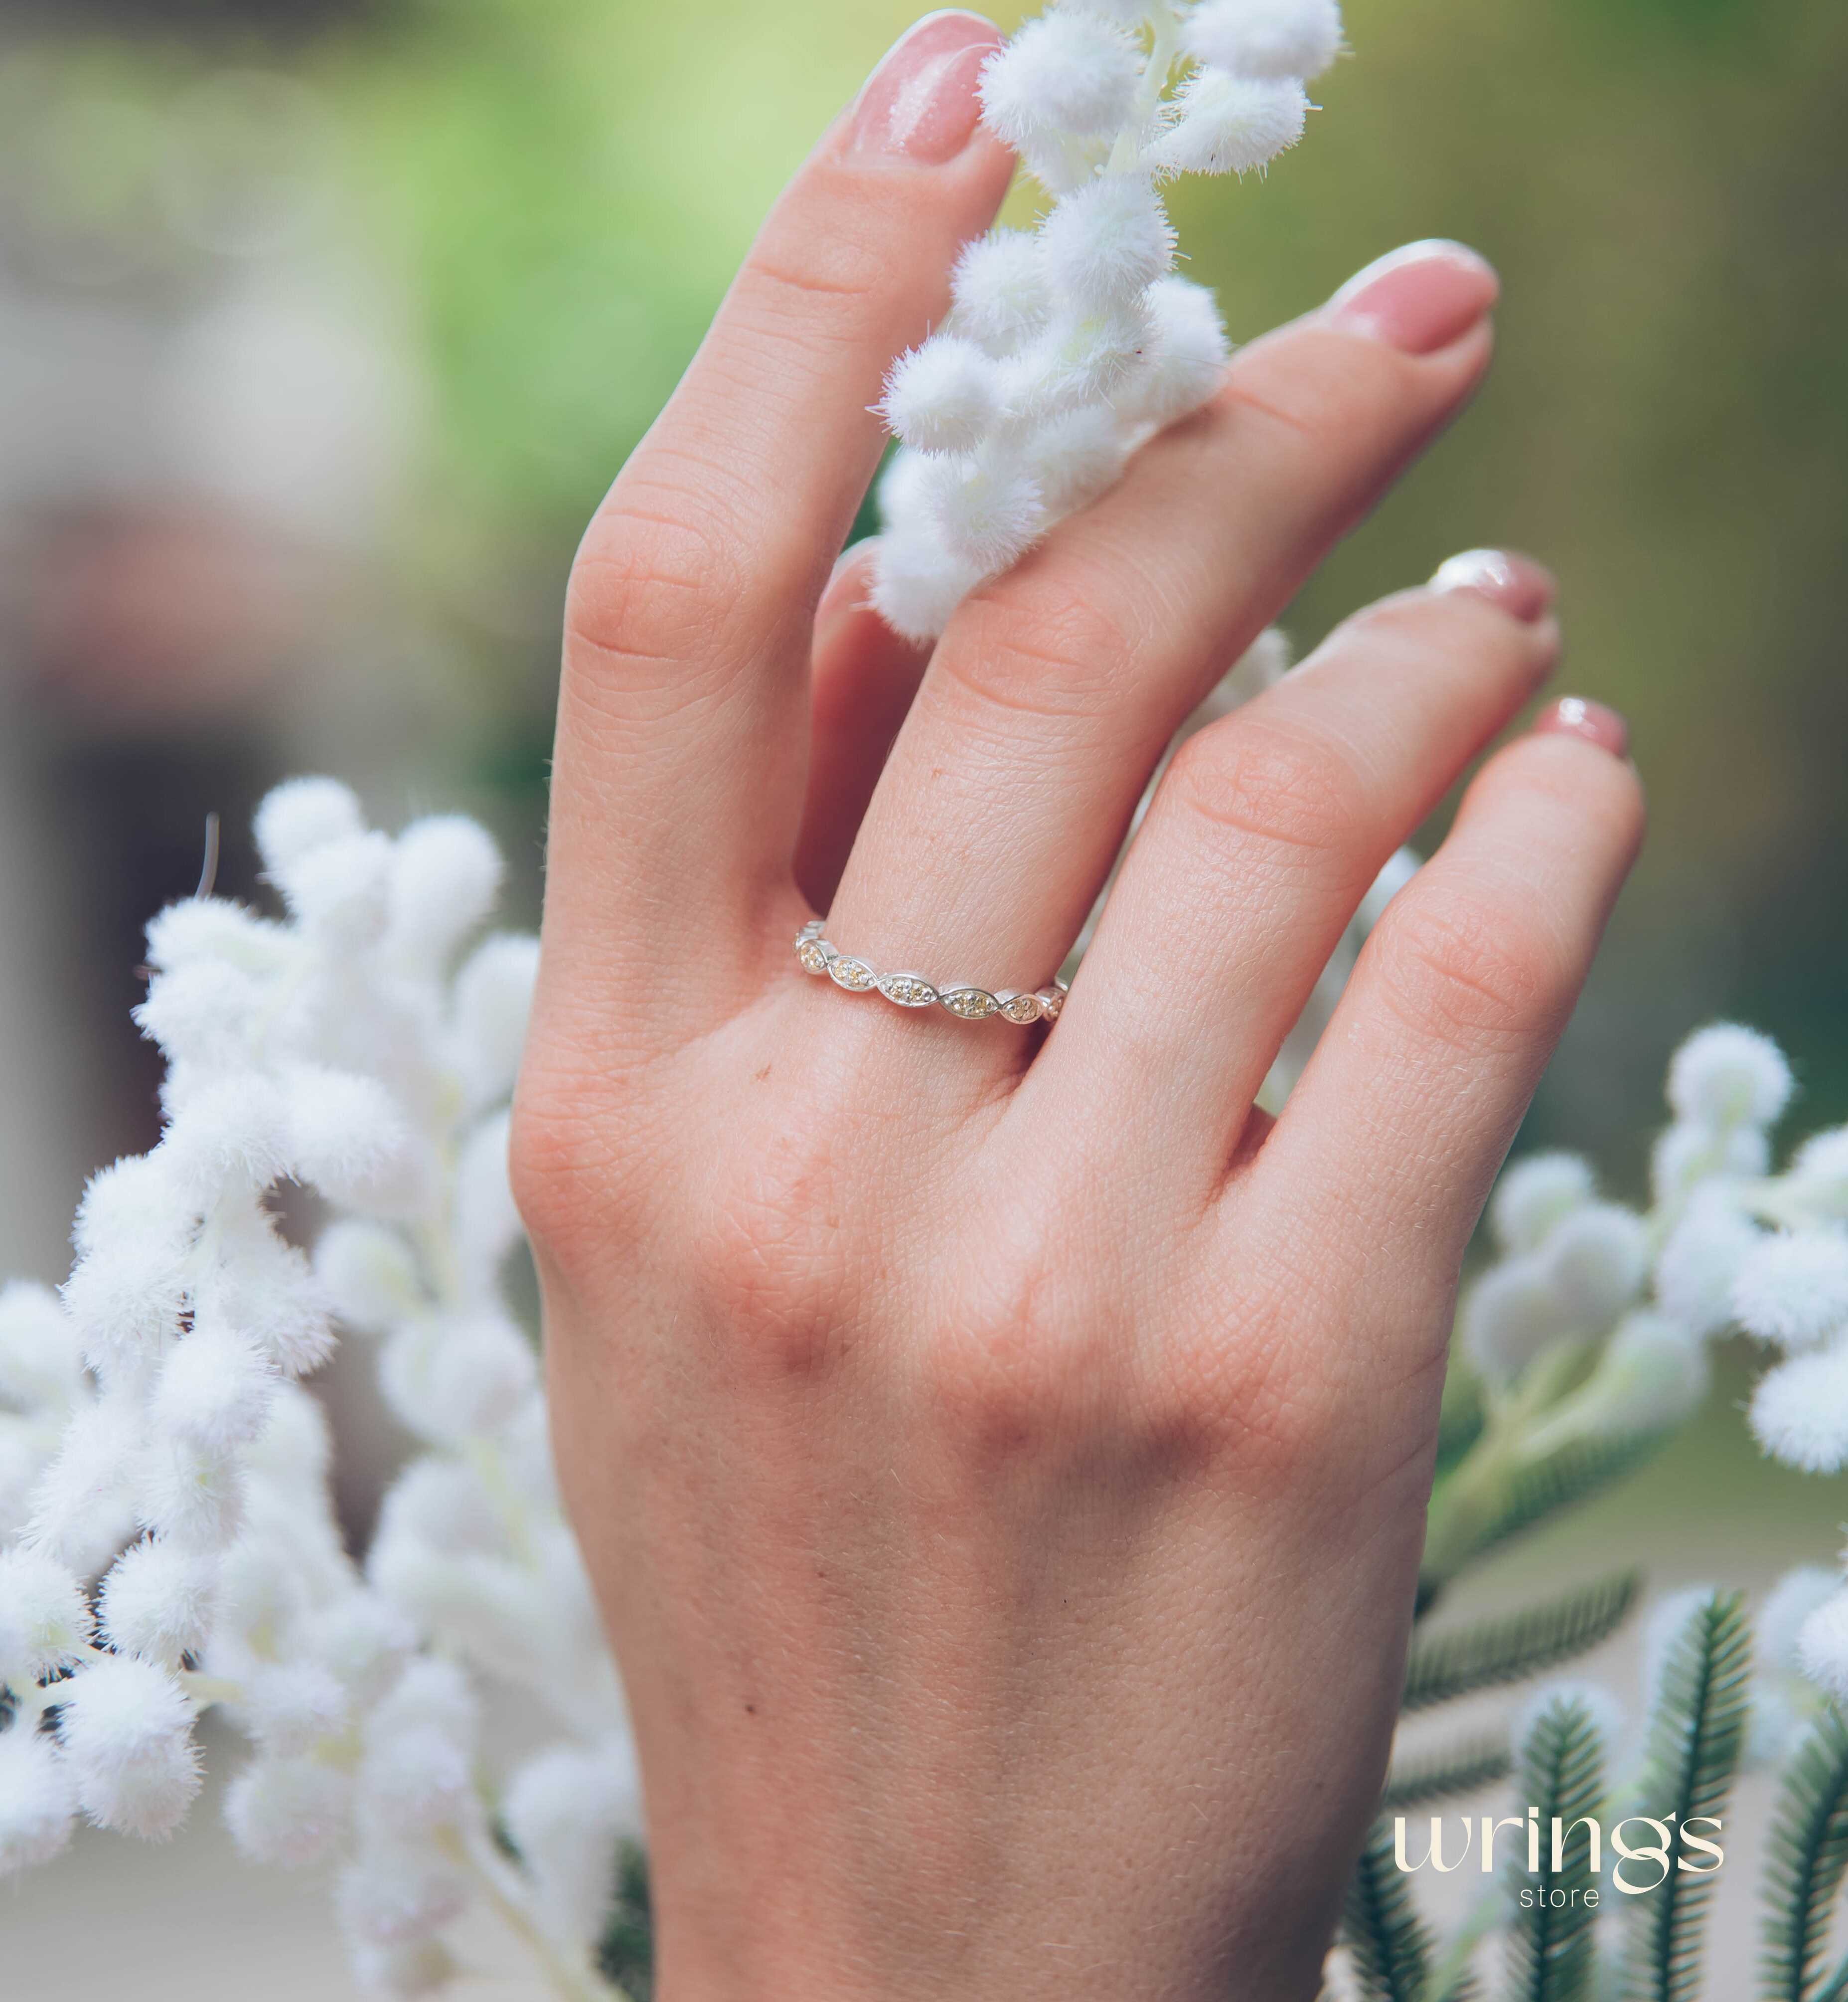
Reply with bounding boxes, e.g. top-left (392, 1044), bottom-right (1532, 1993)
top-left (510, 13), bottom-right (1646, 2000)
